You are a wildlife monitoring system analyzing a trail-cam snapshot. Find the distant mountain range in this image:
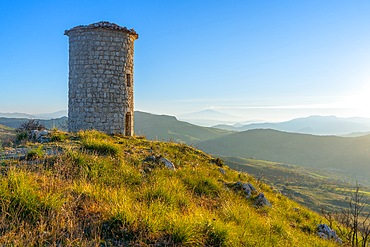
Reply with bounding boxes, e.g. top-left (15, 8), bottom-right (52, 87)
top-left (213, 115), bottom-right (370, 136)
top-left (178, 109), bottom-right (243, 126)
top-left (0, 110), bottom-right (67, 119)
